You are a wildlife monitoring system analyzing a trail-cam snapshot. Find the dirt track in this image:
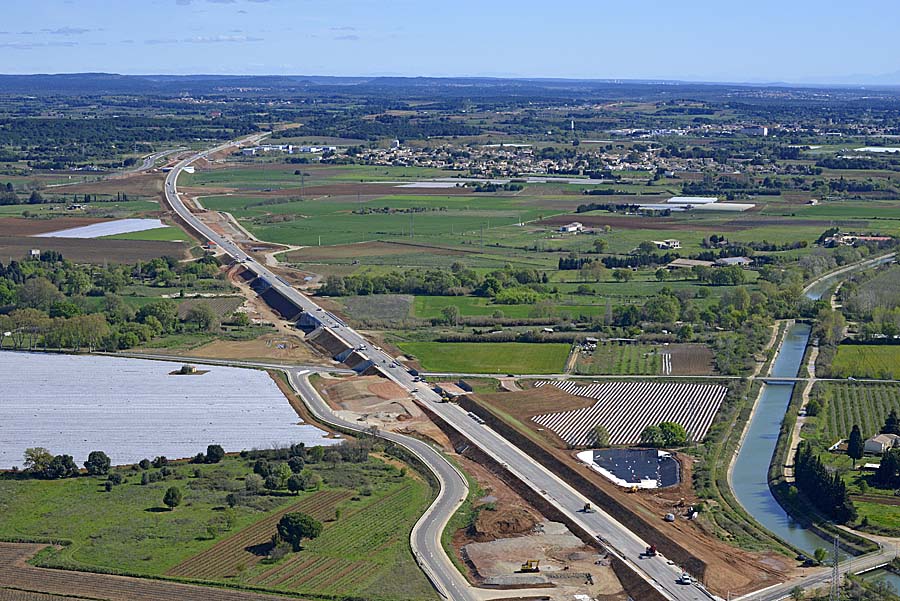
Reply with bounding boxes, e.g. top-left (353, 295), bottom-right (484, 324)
top-left (0, 543), bottom-right (309, 601)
